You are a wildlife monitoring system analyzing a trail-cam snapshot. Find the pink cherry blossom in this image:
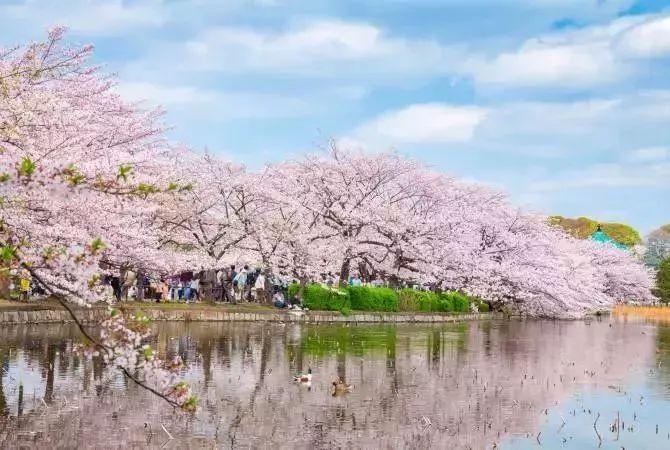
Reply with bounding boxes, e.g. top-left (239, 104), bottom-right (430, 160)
top-left (1, 29), bottom-right (194, 408)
